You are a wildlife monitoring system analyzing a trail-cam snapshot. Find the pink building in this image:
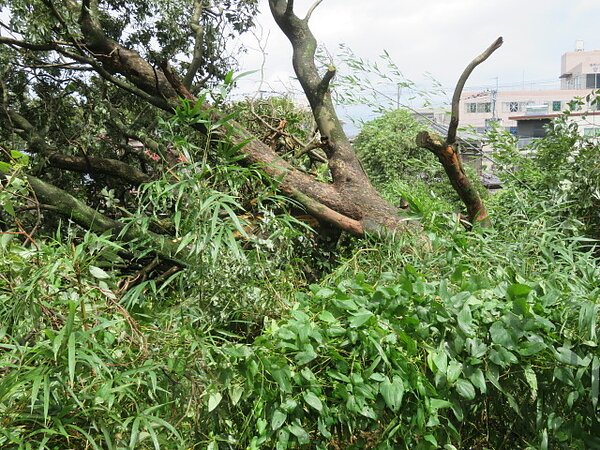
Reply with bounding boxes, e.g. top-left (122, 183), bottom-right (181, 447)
top-left (460, 43), bottom-right (600, 137)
